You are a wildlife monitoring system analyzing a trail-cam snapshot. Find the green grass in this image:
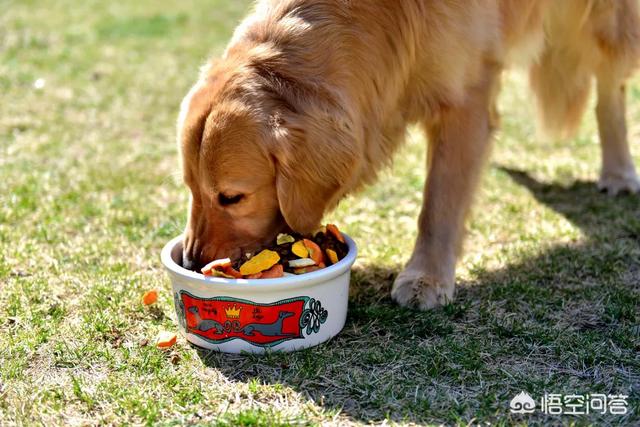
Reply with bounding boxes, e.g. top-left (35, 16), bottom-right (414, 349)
top-left (1, 0), bottom-right (639, 425)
